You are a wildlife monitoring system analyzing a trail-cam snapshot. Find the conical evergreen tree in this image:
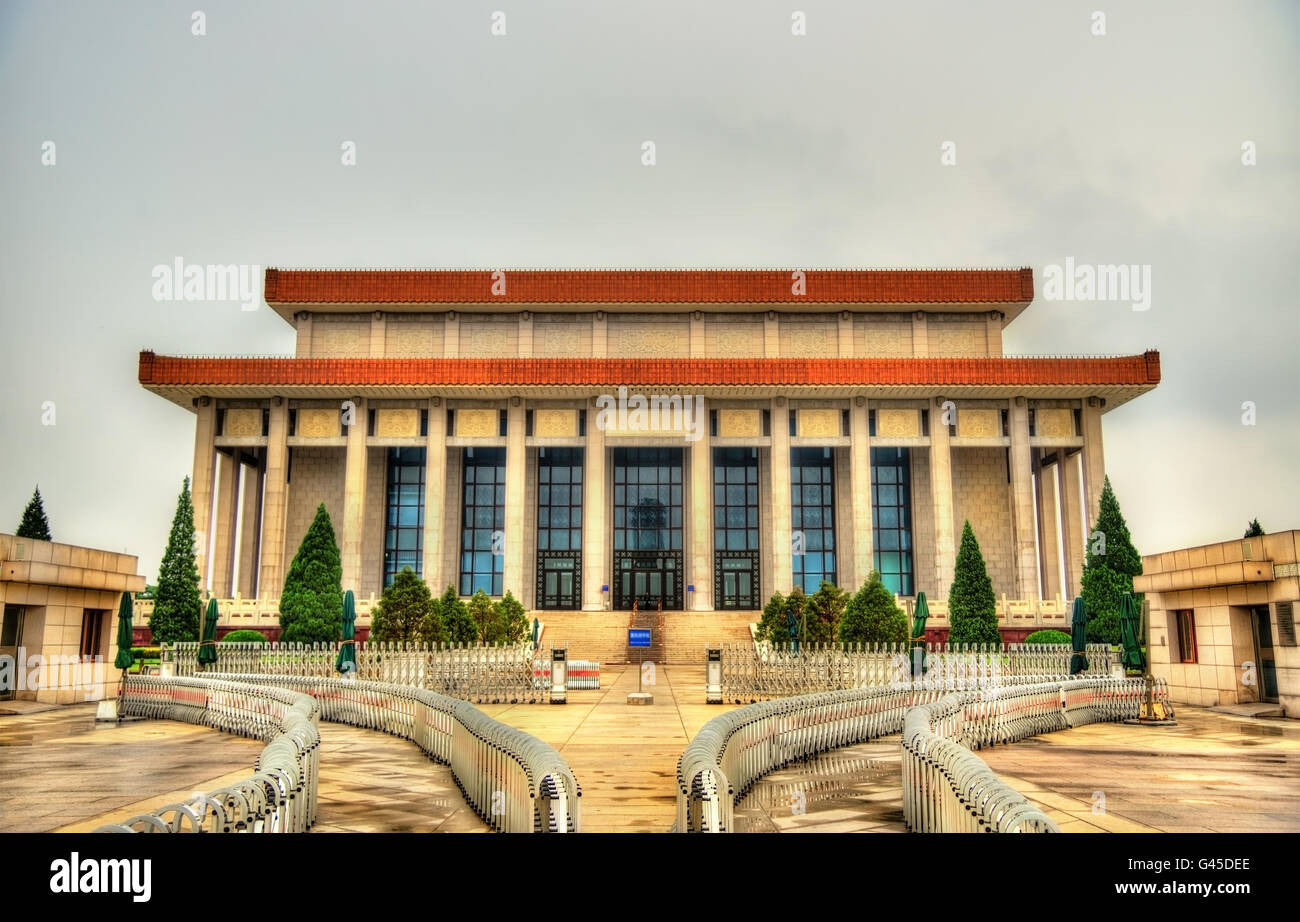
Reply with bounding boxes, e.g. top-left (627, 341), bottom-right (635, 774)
top-left (15, 486), bottom-right (52, 540)
top-left (839, 570), bottom-right (909, 645)
top-left (1081, 476), bottom-right (1143, 644)
top-left (438, 585), bottom-right (477, 644)
top-left (370, 566), bottom-right (432, 643)
top-left (1244, 519), bottom-right (1265, 538)
top-left (278, 504), bottom-right (344, 645)
top-left (947, 520), bottom-right (1001, 647)
top-left (150, 477), bottom-right (202, 644)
